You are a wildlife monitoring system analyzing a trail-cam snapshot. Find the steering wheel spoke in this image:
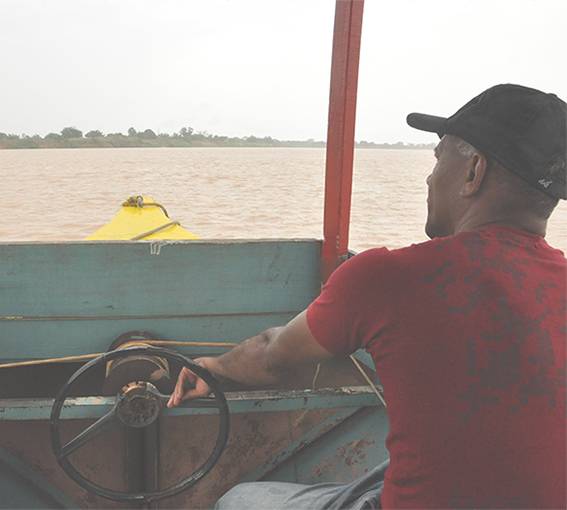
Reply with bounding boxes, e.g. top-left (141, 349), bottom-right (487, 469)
top-left (58, 406), bottom-right (117, 459)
